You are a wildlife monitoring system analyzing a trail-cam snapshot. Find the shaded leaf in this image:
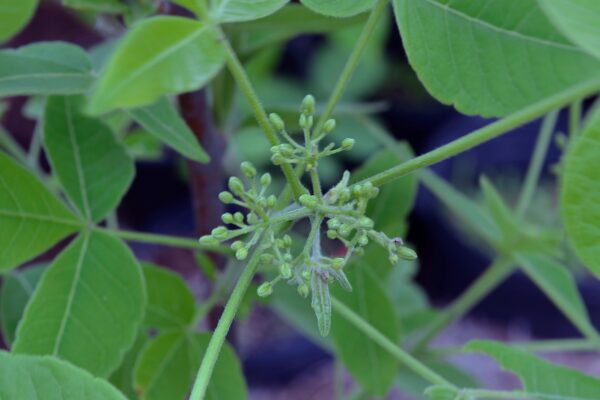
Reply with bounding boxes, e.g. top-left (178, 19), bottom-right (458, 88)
top-left (561, 106), bottom-right (600, 277)
top-left (63, 0), bottom-right (126, 13)
top-left (89, 17), bottom-right (226, 114)
top-left (109, 331), bottom-right (148, 400)
top-left (311, 271), bottom-right (332, 336)
top-left (0, 0), bottom-right (38, 42)
top-left (540, 0), bottom-right (600, 61)
top-left (300, 0), bottom-right (376, 18)
top-left (0, 264), bottom-right (46, 346)
top-left (0, 351), bottom-right (127, 400)
top-left (134, 331), bottom-right (247, 400)
top-left (128, 97), bottom-right (209, 162)
top-left (397, 361), bottom-right (478, 400)
top-left (0, 42), bottom-right (93, 96)
top-left (44, 96), bottom-right (135, 222)
top-left (393, 0), bottom-right (600, 117)
top-left (14, 231), bottom-right (146, 378)
top-left (210, 0), bottom-right (288, 23)
top-left (0, 151), bottom-right (81, 271)
top-left (142, 263), bottom-right (196, 330)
